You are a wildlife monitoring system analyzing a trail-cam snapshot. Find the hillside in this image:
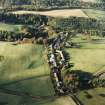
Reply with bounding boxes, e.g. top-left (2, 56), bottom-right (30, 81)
top-left (0, 43), bottom-right (55, 105)
top-left (0, 39), bottom-right (78, 105)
